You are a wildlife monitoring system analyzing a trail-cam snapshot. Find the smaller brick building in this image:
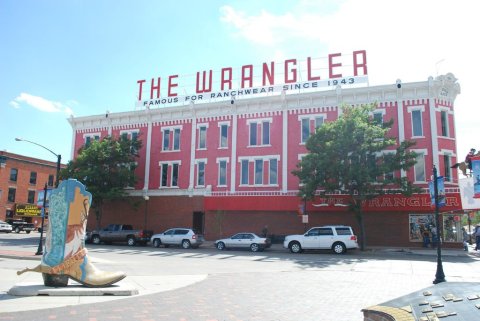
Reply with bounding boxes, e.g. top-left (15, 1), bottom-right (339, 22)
top-left (0, 151), bottom-right (62, 226)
